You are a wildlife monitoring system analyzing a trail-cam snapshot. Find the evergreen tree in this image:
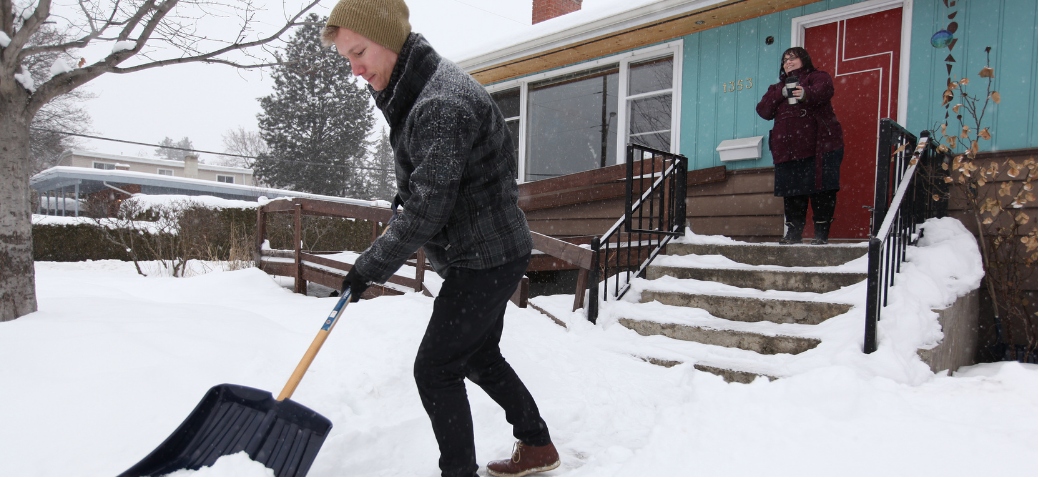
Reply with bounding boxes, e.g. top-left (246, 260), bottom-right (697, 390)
top-left (254, 14), bottom-right (374, 197)
top-left (368, 128), bottom-right (396, 201)
top-left (155, 137), bottom-right (194, 161)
